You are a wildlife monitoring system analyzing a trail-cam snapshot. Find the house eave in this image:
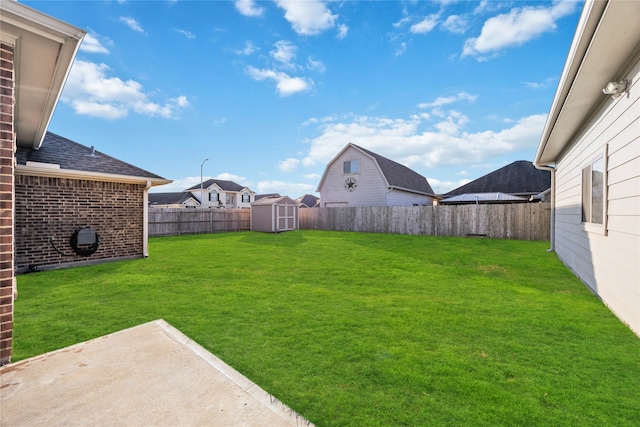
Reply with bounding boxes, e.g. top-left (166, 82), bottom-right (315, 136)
top-left (15, 164), bottom-right (173, 187)
top-left (535, 0), bottom-right (640, 166)
top-left (388, 185), bottom-right (433, 197)
top-left (1, 0), bottom-right (86, 150)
